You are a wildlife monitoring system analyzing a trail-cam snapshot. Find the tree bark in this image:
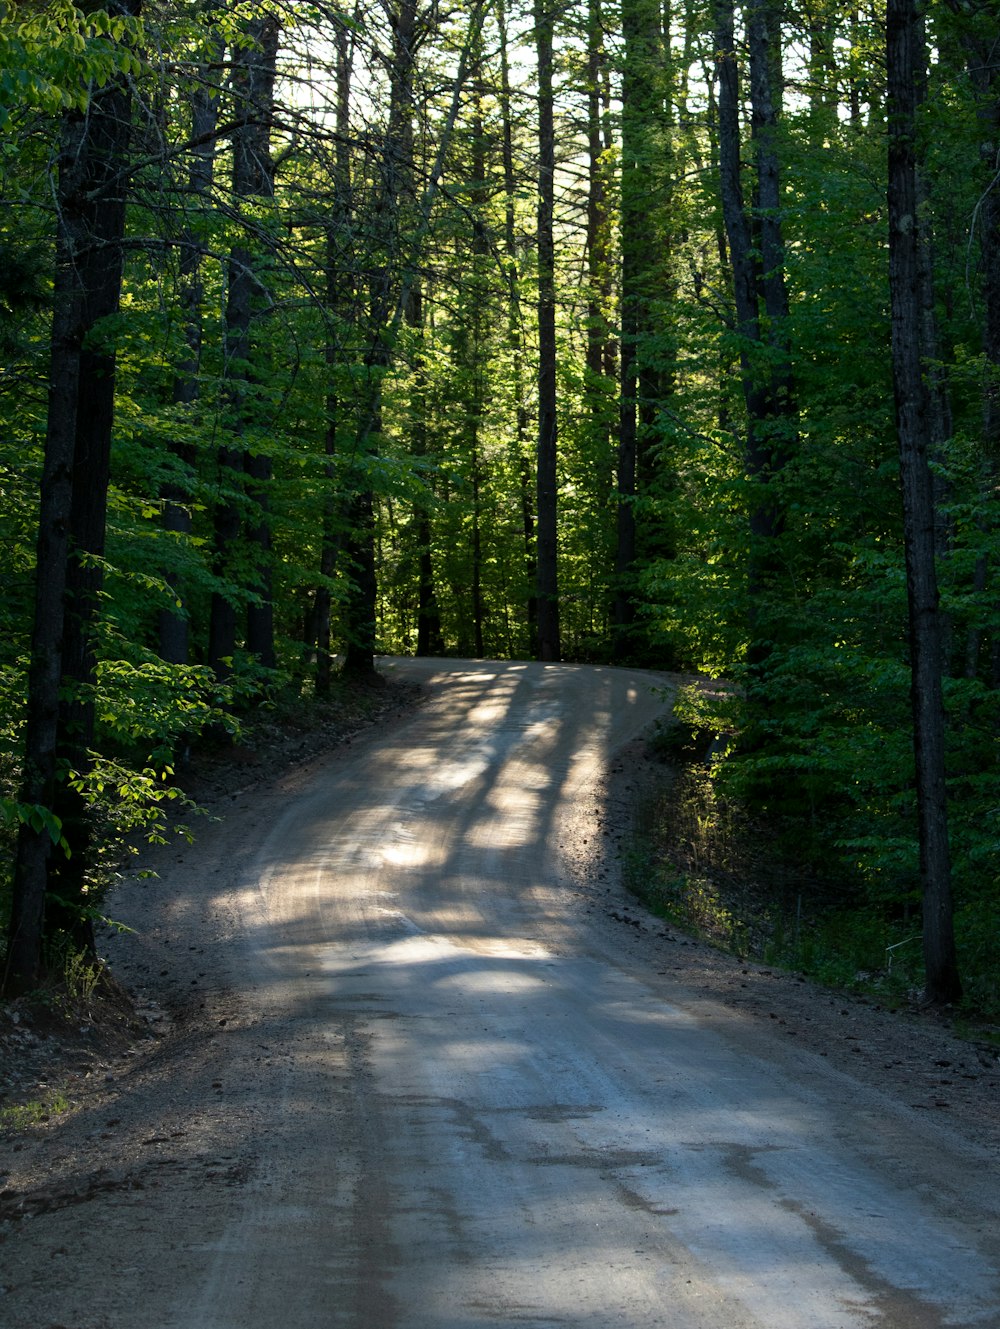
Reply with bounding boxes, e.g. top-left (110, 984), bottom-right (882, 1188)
top-left (316, 14), bottom-right (358, 692)
top-left (534, 0), bottom-right (560, 661)
top-left (5, 0), bottom-right (141, 993)
top-left (614, 0), bottom-right (667, 648)
top-left (585, 0), bottom-right (615, 394)
top-left (497, 0), bottom-right (537, 652)
top-left (343, 0), bottom-right (419, 677)
top-left (209, 14), bottom-right (279, 680)
top-left (887, 0), bottom-right (962, 1004)
top-left (945, 0), bottom-right (1000, 684)
top-left (714, 0), bottom-right (795, 690)
top-left (159, 37), bottom-right (221, 665)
